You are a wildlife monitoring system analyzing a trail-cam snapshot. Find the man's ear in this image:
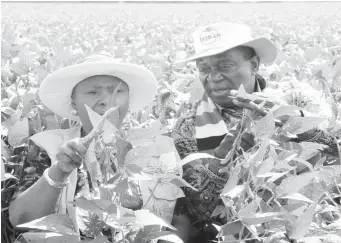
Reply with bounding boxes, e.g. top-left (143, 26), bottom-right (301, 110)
top-left (250, 56), bottom-right (260, 74)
